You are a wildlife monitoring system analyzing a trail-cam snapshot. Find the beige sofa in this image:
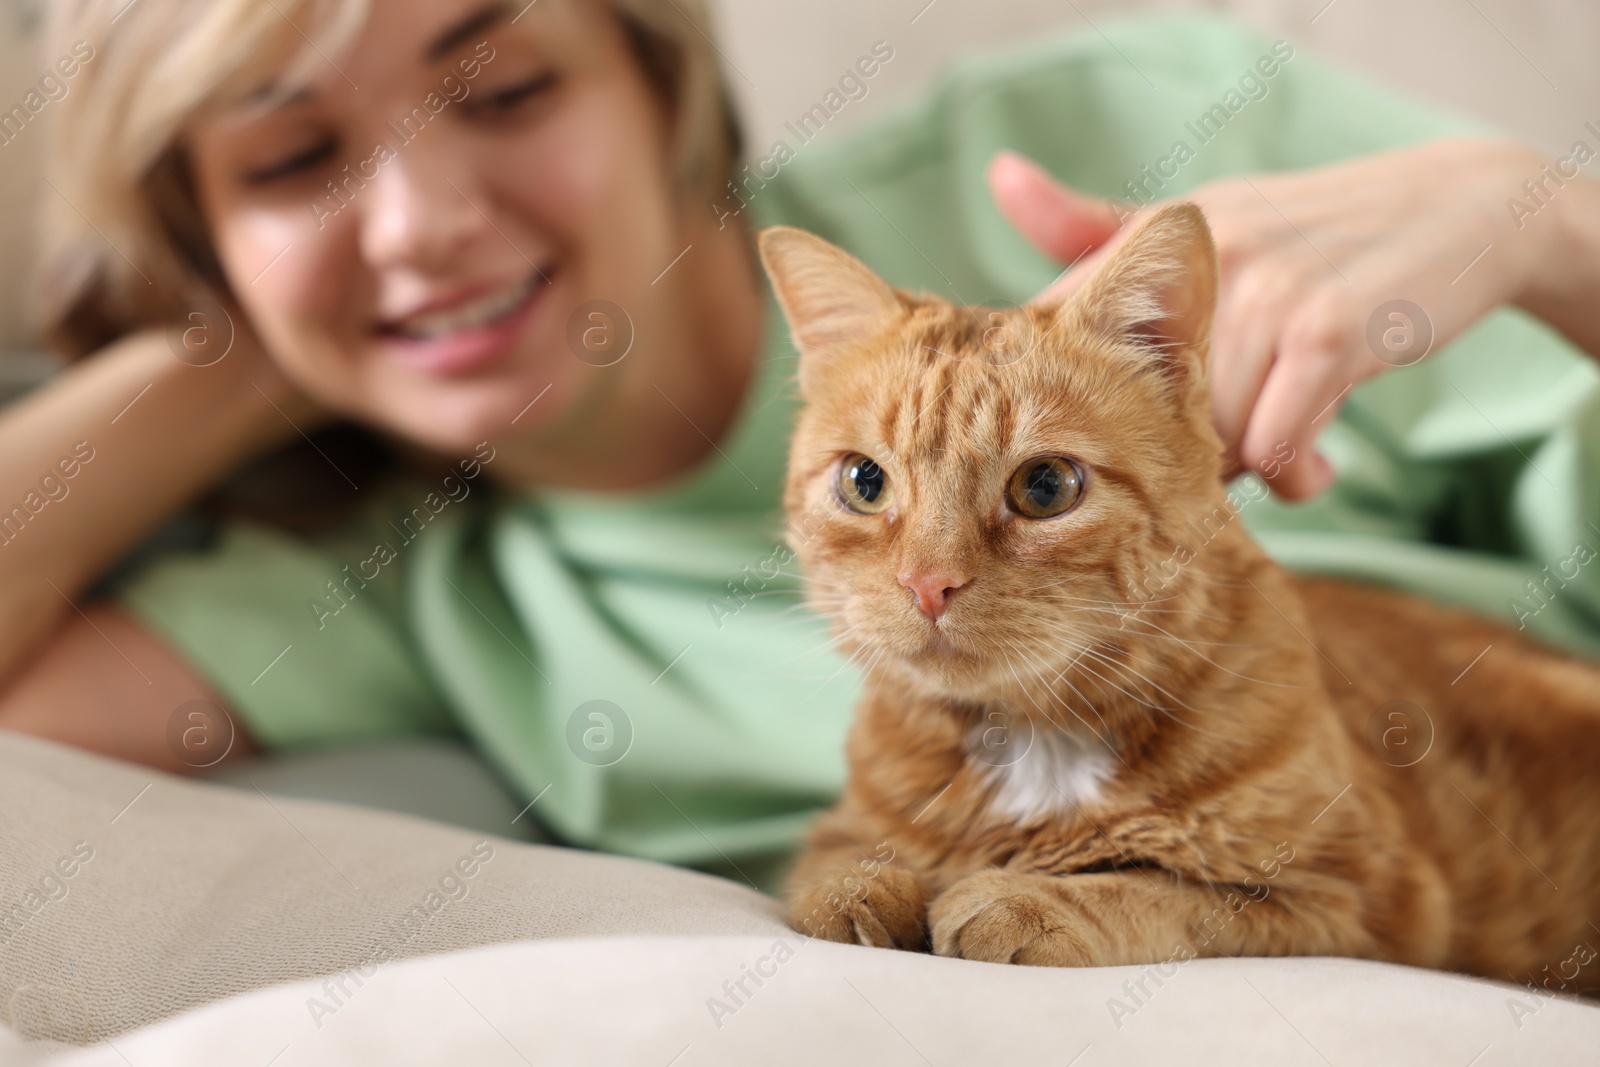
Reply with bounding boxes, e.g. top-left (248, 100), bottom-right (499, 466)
top-left (3, 732), bottom-right (1596, 1064)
